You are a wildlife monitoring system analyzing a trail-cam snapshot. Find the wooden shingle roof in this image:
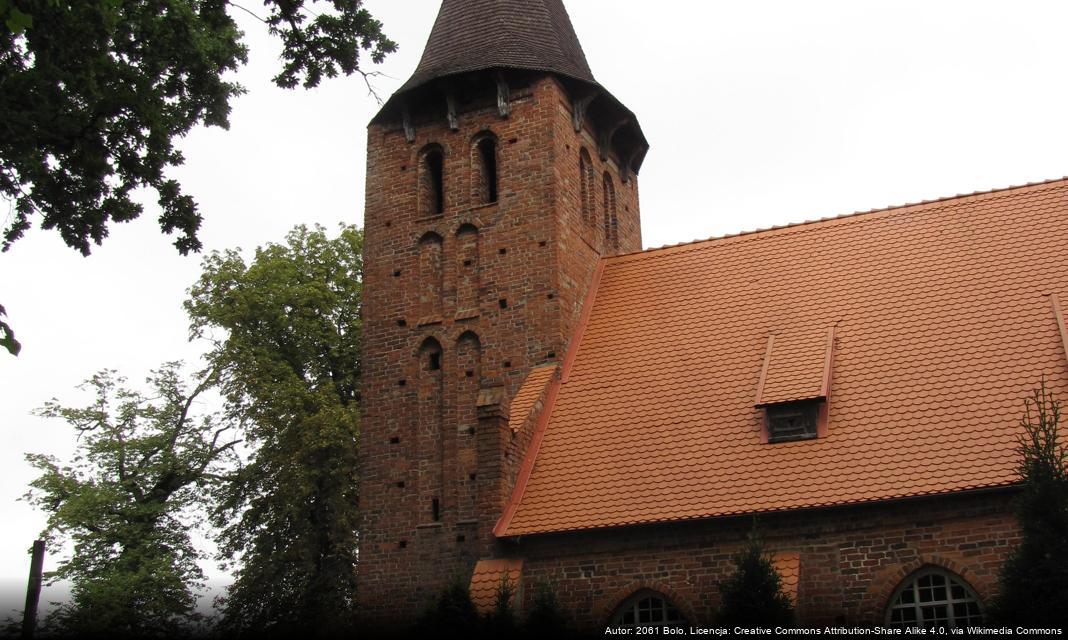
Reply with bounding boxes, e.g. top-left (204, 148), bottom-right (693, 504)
top-left (374, 0), bottom-right (650, 173)
top-left (398, 0), bottom-right (595, 94)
